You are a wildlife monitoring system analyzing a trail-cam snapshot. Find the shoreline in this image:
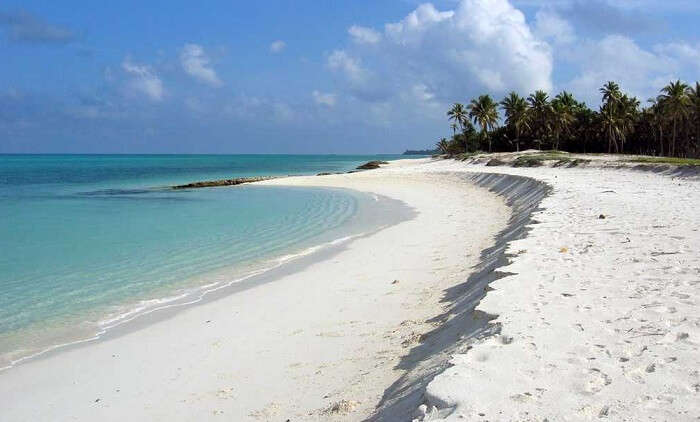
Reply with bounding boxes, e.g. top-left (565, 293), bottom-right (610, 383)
top-left (5, 156), bottom-right (693, 421)
top-left (0, 159), bottom-right (511, 421)
top-left (0, 186), bottom-right (413, 373)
